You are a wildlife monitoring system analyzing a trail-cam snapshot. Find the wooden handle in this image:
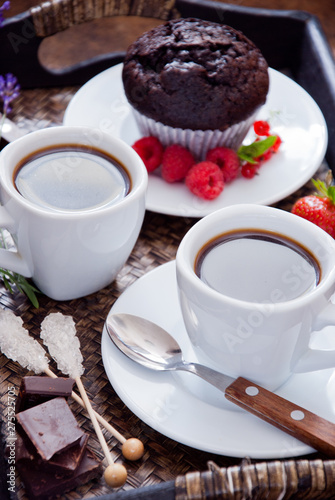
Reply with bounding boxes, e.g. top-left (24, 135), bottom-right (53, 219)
top-left (225, 377), bottom-right (335, 456)
top-left (31, 0), bottom-right (179, 37)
